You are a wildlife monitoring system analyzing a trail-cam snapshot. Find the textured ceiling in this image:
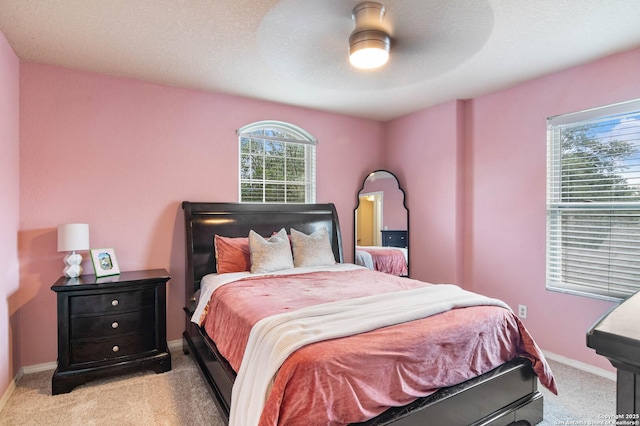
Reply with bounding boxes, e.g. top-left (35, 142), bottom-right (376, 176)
top-left (1, 0), bottom-right (640, 121)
